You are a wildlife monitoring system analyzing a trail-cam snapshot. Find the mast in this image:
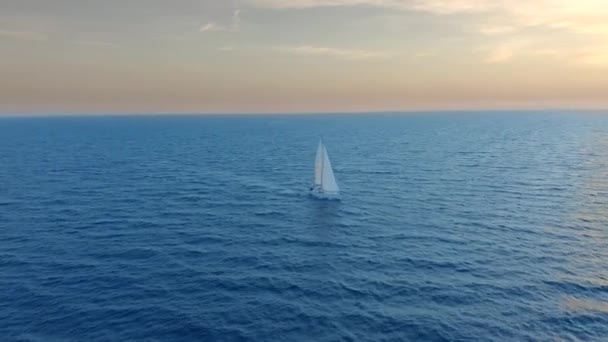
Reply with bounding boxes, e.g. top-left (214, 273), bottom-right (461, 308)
top-left (319, 137), bottom-right (324, 189)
